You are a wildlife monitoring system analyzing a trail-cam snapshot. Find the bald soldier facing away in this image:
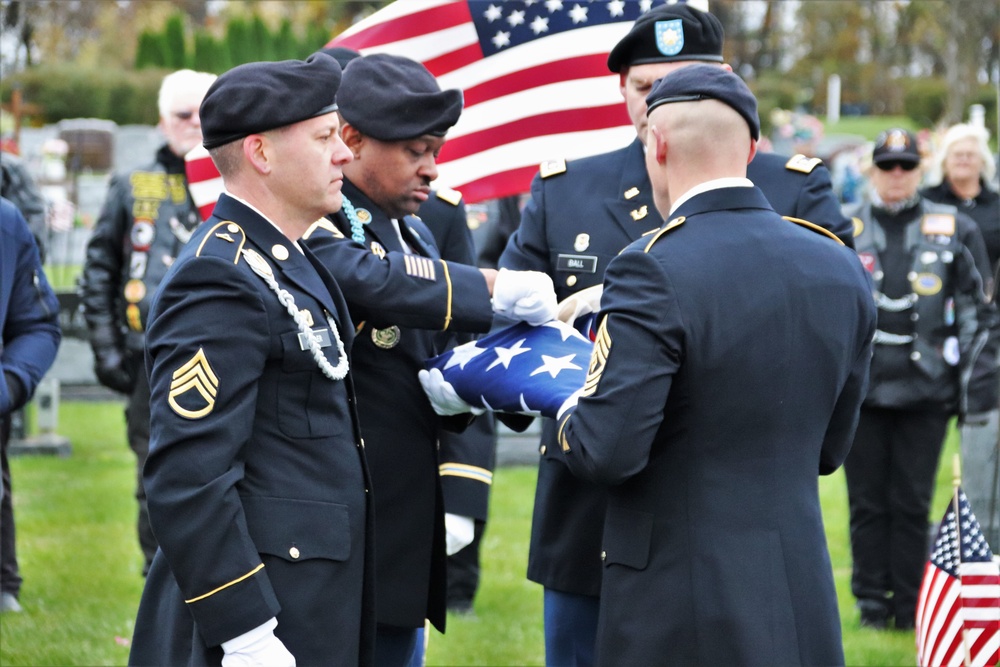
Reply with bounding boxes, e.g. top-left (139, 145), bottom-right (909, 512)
top-left (550, 65), bottom-right (876, 665)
